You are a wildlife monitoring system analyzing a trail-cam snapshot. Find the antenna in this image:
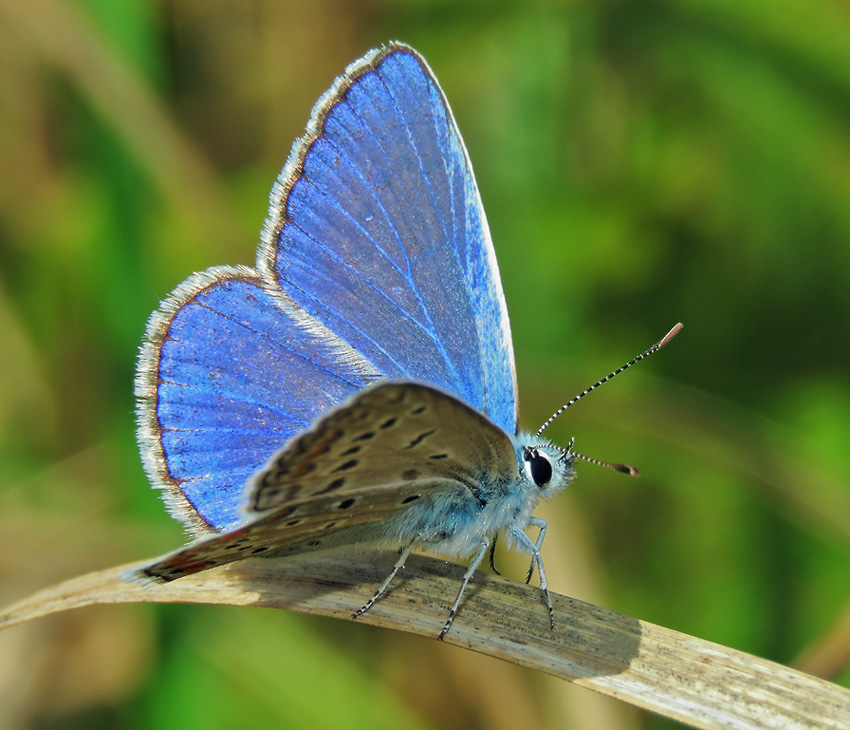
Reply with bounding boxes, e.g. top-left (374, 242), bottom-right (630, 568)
top-left (536, 322), bottom-right (683, 439)
top-left (568, 448), bottom-right (640, 477)
top-left (552, 435), bottom-right (638, 476)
